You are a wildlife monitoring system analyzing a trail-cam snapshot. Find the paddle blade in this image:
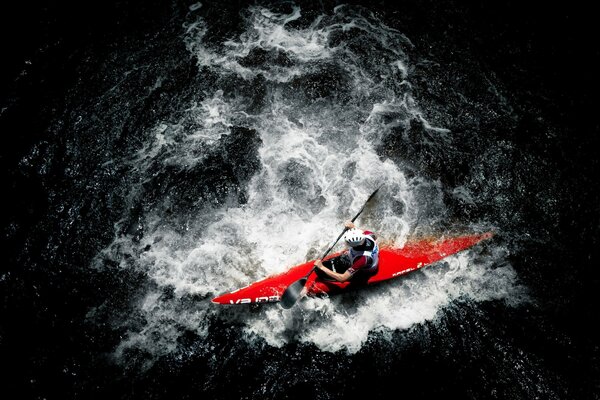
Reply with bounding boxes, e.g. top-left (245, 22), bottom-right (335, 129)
top-left (280, 277), bottom-right (308, 309)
